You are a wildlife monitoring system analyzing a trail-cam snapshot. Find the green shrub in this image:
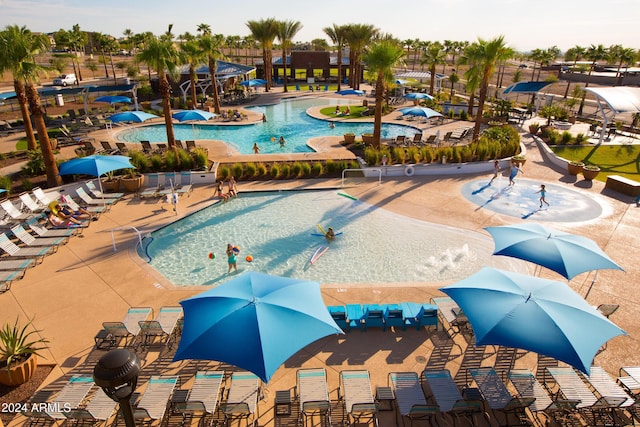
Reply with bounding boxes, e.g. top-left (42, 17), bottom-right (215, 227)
top-left (244, 162), bottom-right (257, 177)
top-left (21, 178), bottom-right (33, 191)
top-left (291, 162), bottom-right (303, 177)
top-left (280, 164), bottom-right (291, 178)
top-left (257, 163), bottom-right (268, 176)
top-left (232, 163), bottom-right (243, 178)
top-left (311, 162), bottom-right (323, 176)
top-left (561, 131), bottom-right (573, 144)
top-left (459, 110), bottom-right (468, 121)
top-left (301, 163), bottom-right (311, 176)
top-left (177, 149), bottom-right (193, 170)
top-left (452, 147), bottom-right (462, 163)
top-left (0, 176), bottom-right (11, 194)
top-left (348, 160), bottom-right (360, 169)
top-left (325, 160), bottom-right (338, 174)
top-left (163, 151), bottom-right (178, 171)
top-left (128, 150), bottom-right (149, 173)
top-left (21, 150), bottom-right (45, 176)
top-left (575, 133), bottom-right (588, 144)
top-left (149, 154), bottom-right (164, 171)
top-left (547, 131), bottom-right (560, 144)
top-left (191, 148), bottom-right (208, 170)
top-left (270, 164), bottom-right (280, 178)
top-left (218, 166), bottom-right (230, 180)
